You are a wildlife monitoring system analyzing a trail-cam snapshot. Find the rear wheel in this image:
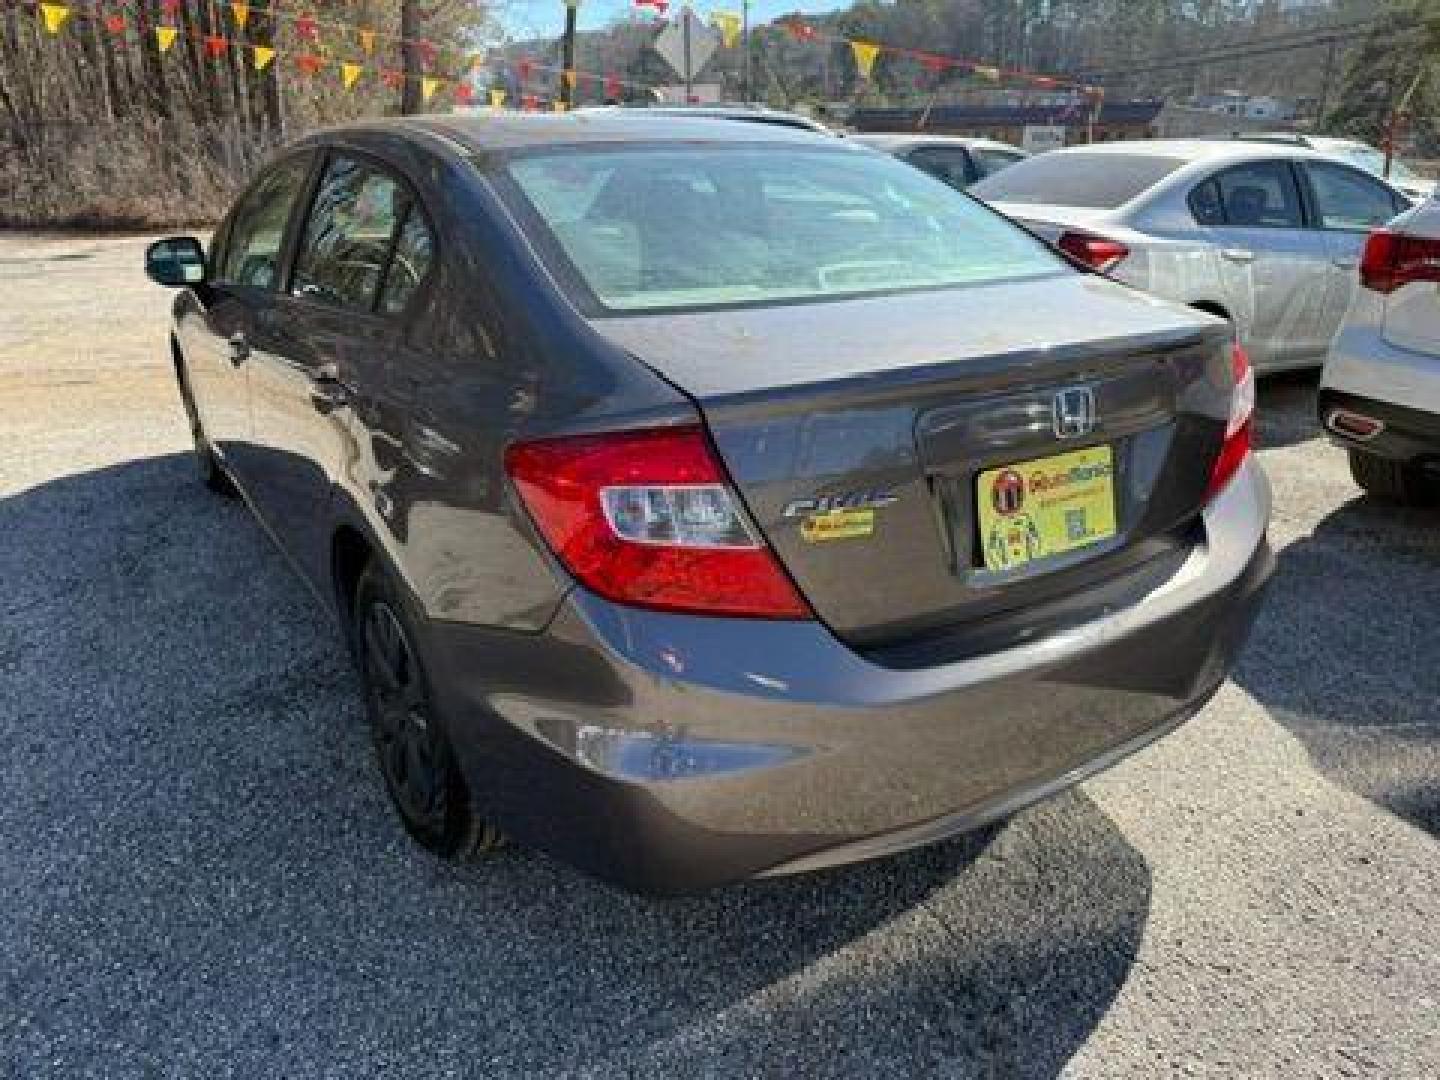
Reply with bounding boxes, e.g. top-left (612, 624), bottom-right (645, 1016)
top-left (1349, 448), bottom-right (1440, 506)
top-left (355, 562), bottom-right (502, 859)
